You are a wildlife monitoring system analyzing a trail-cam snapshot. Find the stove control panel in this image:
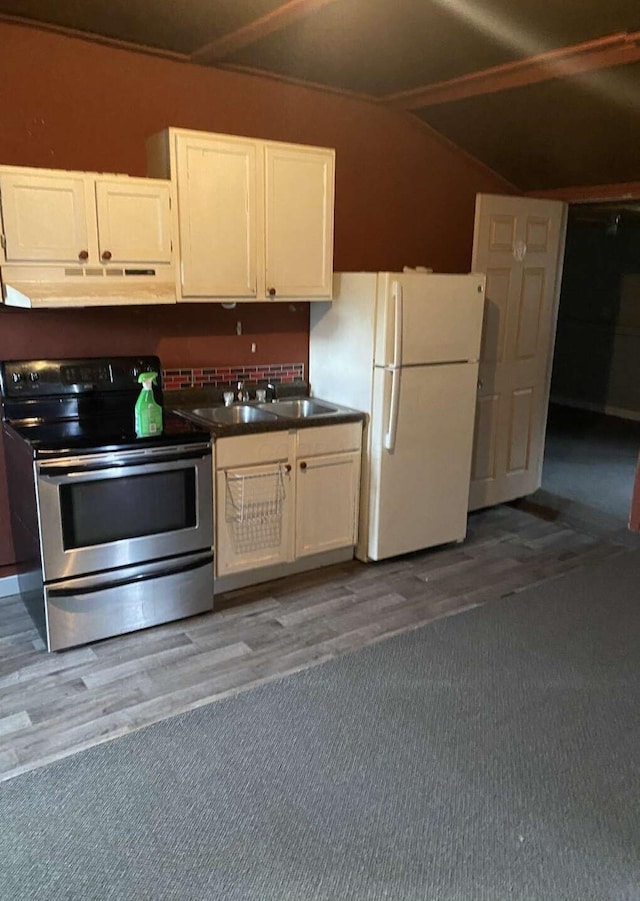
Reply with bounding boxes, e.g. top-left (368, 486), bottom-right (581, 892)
top-left (0, 357), bottom-right (163, 398)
